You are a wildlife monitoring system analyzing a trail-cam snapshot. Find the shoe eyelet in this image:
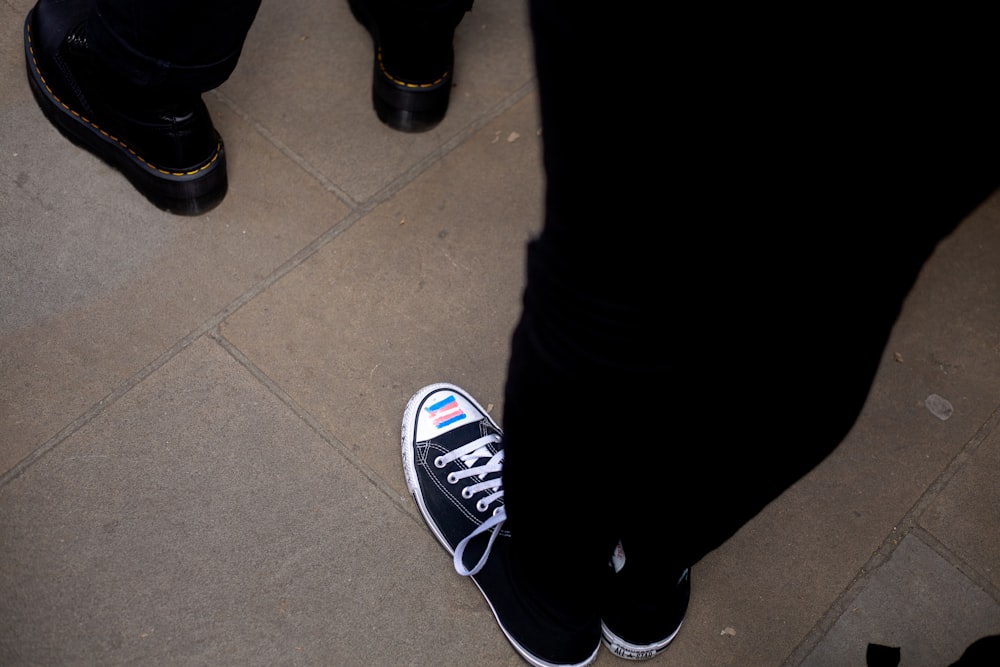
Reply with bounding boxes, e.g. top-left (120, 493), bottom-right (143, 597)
top-left (447, 472), bottom-right (459, 484)
top-left (434, 456), bottom-right (445, 468)
top-left (462, 487), bottom-right (474, 499)
top-left (492, 507), bottom-right (502, 516)
top-left (476, 500), bottom-right (488, 512)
